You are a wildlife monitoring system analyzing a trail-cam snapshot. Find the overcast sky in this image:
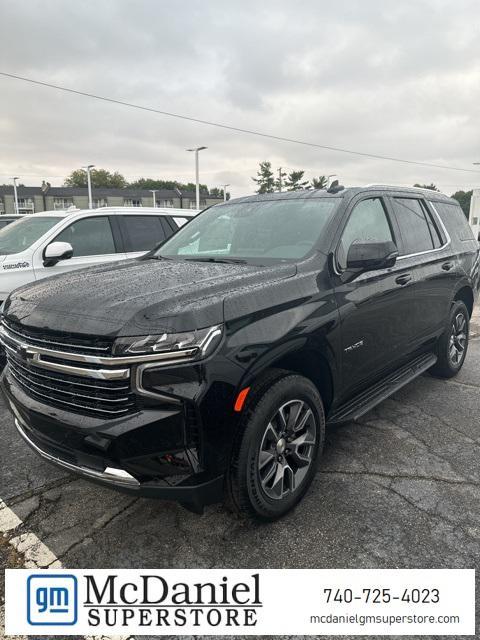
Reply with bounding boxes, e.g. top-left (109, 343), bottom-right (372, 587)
top-left (1, 0), bottom-right (480, 197)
